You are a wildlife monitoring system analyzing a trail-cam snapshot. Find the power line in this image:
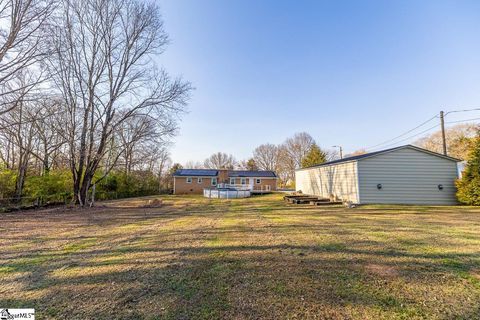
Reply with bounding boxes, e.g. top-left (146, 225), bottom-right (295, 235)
top-left (369, 123), bottom-right (441, 151)
top-left (446, 117), bottom-right (480, 124)
top-left (445, 107), bottom-right (480, 115)
top-left (364, 107), bottom-right (480, 153)
top-left (367, 114), bottom-right (480, 152)
top-left (441, 108), bottom-right (480, 155)
top-left (364, 114), bottom-right (438, 151)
